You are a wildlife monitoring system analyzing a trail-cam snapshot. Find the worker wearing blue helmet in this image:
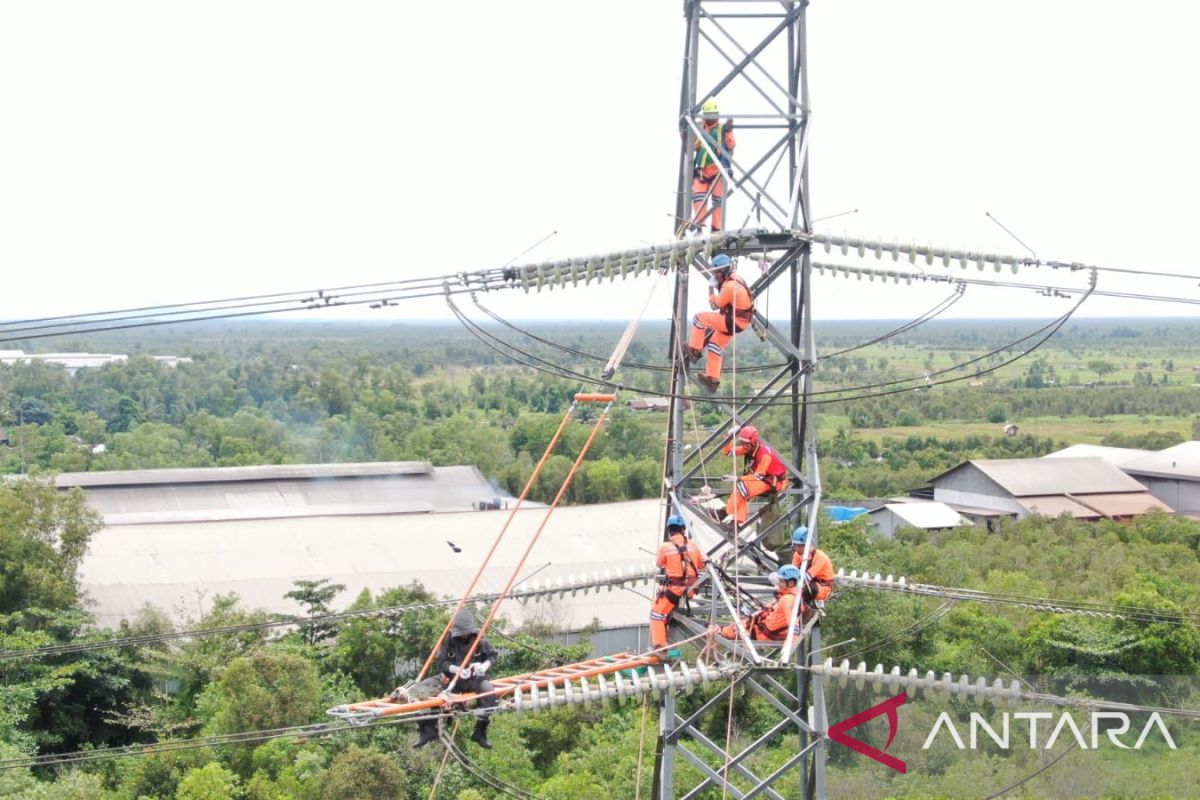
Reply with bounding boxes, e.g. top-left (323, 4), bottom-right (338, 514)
top-left (685, 253), bottom-right (753, 393)
top-left (650, 514), bottom-right (706, 651)
top-left (791, 526), bottom-right (835, 603)
top-left (719, 563), bottom-right (801, 641)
